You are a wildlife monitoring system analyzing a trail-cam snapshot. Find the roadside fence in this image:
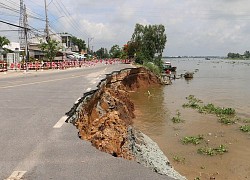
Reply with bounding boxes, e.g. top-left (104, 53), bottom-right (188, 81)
top-left (0, 58), bottom-right (131, 72)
